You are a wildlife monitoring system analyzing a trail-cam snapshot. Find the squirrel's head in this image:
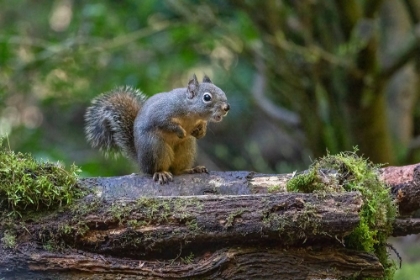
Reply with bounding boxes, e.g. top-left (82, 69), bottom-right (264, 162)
top-left (187, 74), bottom-right (230, 122)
